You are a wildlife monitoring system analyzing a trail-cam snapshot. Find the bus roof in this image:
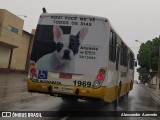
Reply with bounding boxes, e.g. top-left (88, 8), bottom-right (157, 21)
top-left (41, 13), bottom-right (109, 22)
